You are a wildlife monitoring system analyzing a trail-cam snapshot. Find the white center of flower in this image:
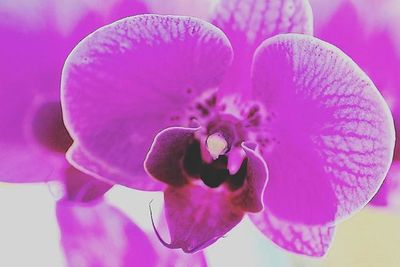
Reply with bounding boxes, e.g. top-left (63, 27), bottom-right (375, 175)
top-left (206, 132), bottom-right (228, 160)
